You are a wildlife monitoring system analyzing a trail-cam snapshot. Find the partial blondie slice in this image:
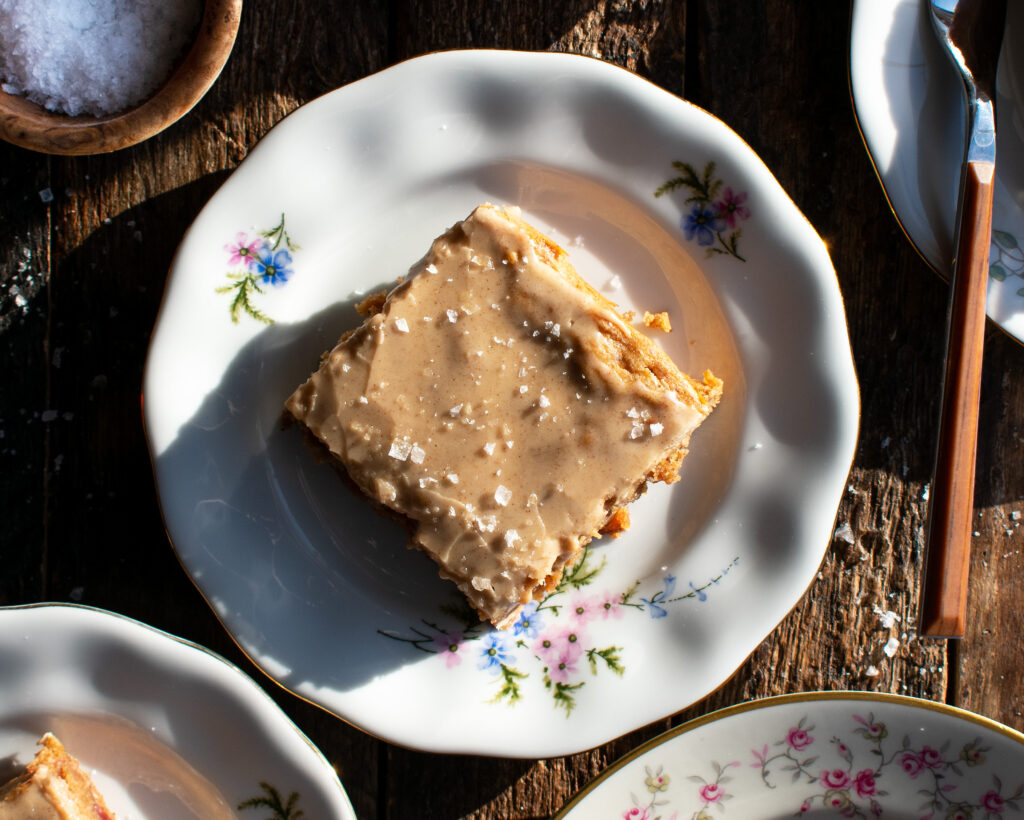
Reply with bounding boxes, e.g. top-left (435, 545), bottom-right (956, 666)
top-left (286, 204), bottom-right (722, 628)
top-left (0, 733), bottom-right (116, 820)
